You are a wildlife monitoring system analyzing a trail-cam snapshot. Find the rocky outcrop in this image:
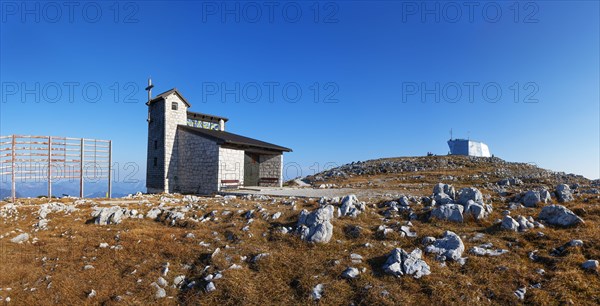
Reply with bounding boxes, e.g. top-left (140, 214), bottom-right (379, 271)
top-left (431, 204), bottom-right (464, 222)
top-left (470, 243), bottom-right (508, 256)
top-left (555, 184), bottom-right (574, 203)
top-left (382, 248), bottom-right (431, 279)
top-left (502, 215), bottom-right (544, 232)
top-left (10, 233), bottom-right (29, 243)
top-left (521, 190), bottom-right (551, 207)
top-left (339, 195), bottom-right (365, 218)
top-left (297, 205), bottom-right (335, 243)
top-left (424, 231), bottom-right (465, 262)
top-left (457, 187), bottom-right (483, 205)
top-left (91, 206), bottom-right (129, 225)
top-left (538, 205), bottom-right (584, 227)
top-left (430, 184), bottom-right (491, 222)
